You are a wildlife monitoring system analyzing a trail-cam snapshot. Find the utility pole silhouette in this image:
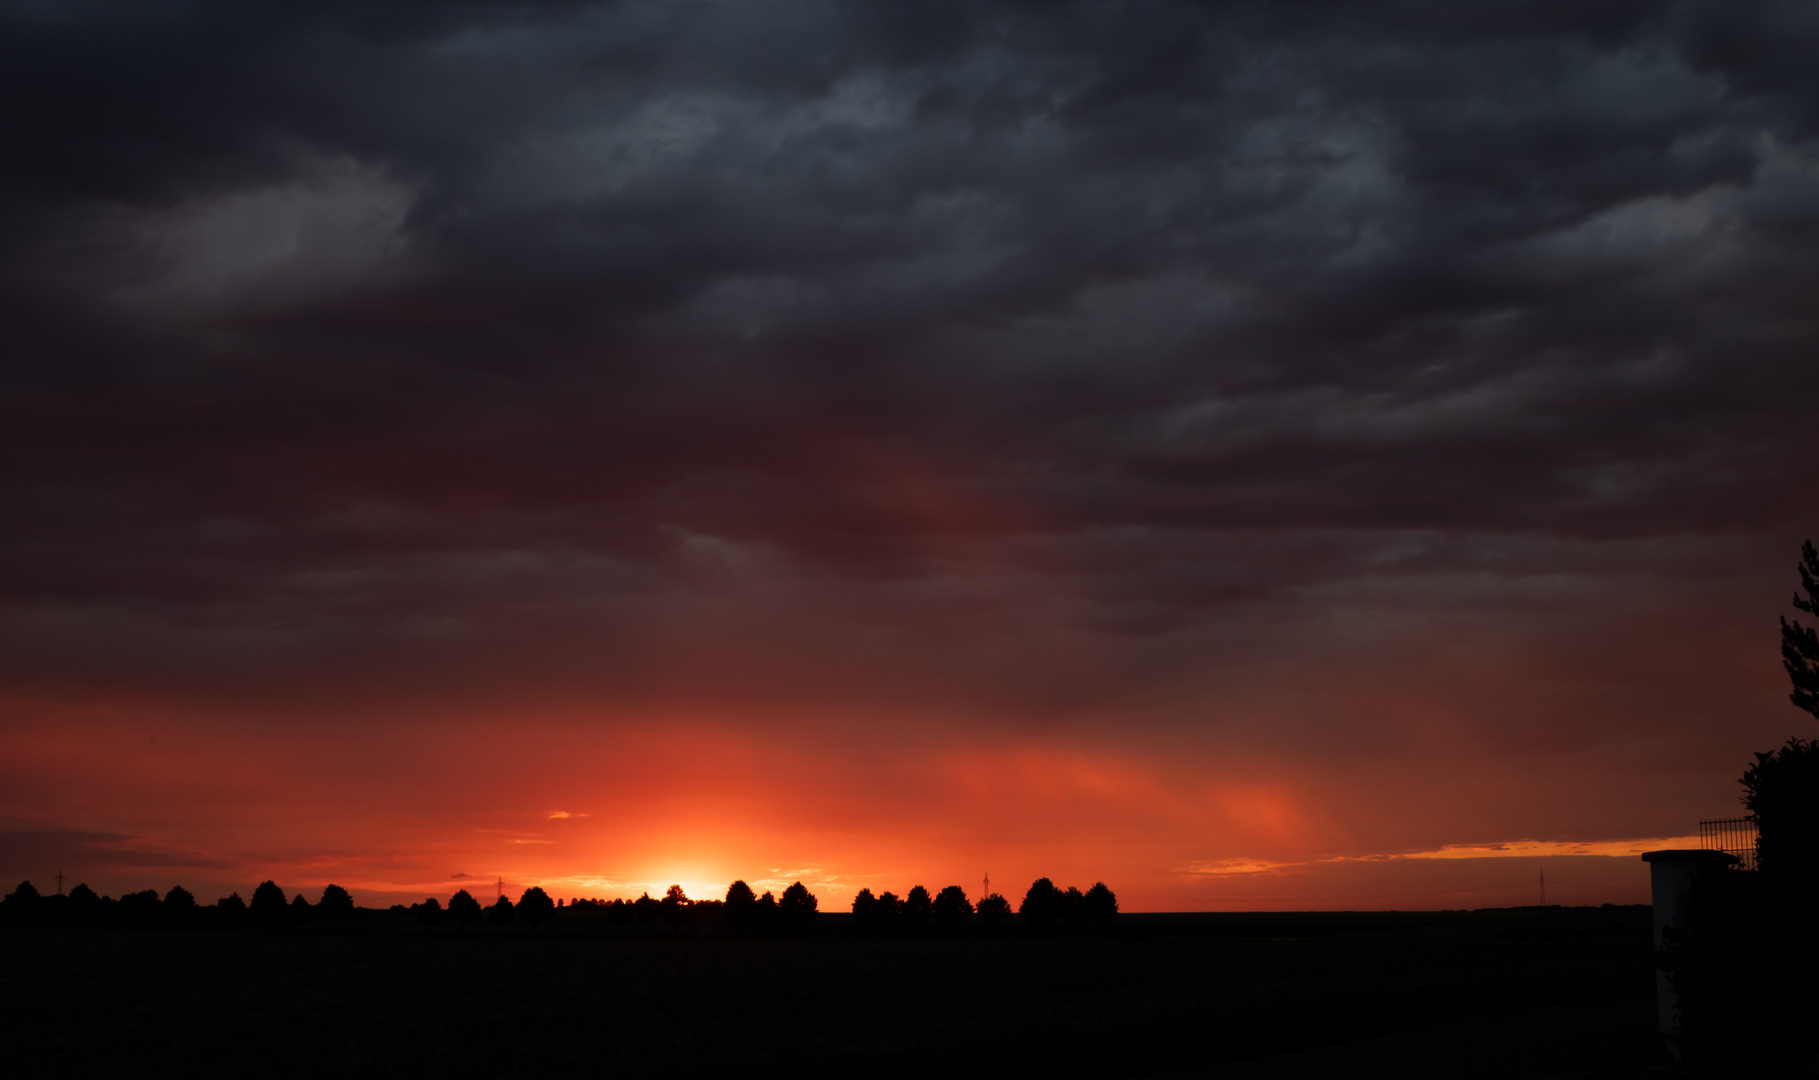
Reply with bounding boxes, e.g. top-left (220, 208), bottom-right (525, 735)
top-left (56, 870), bottom-right (64, 895)
top-left (496, 876), bottom-right (503, 901)
top-left (1539, 869), bottom-right (1546, 906)
top-left (983, 871), bottom-right (990, 899)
